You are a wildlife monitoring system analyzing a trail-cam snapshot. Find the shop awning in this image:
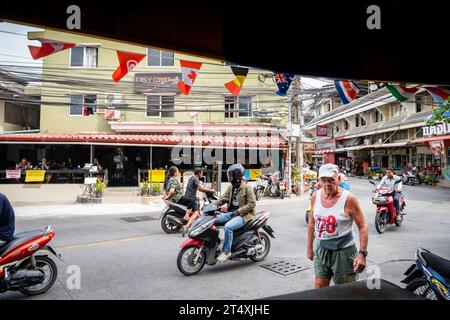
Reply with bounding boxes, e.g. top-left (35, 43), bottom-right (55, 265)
top-left (335, 142), bottom-right (408, 153)
top-left (410, 135), bottom-right (450, 144)
top-left (0, 132), bottom-right (287, 149)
